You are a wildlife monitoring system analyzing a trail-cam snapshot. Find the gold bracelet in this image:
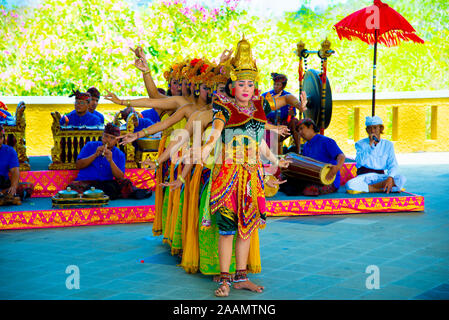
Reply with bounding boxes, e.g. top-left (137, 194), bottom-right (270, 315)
top-left (142, 128), bottom-right (149, 137)
top-left (143, 69), bottom-right (151, 75)
top-left (154, 159), bottom-right (160, 168)
top-left (179, 176), bottom-right (186, 184)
